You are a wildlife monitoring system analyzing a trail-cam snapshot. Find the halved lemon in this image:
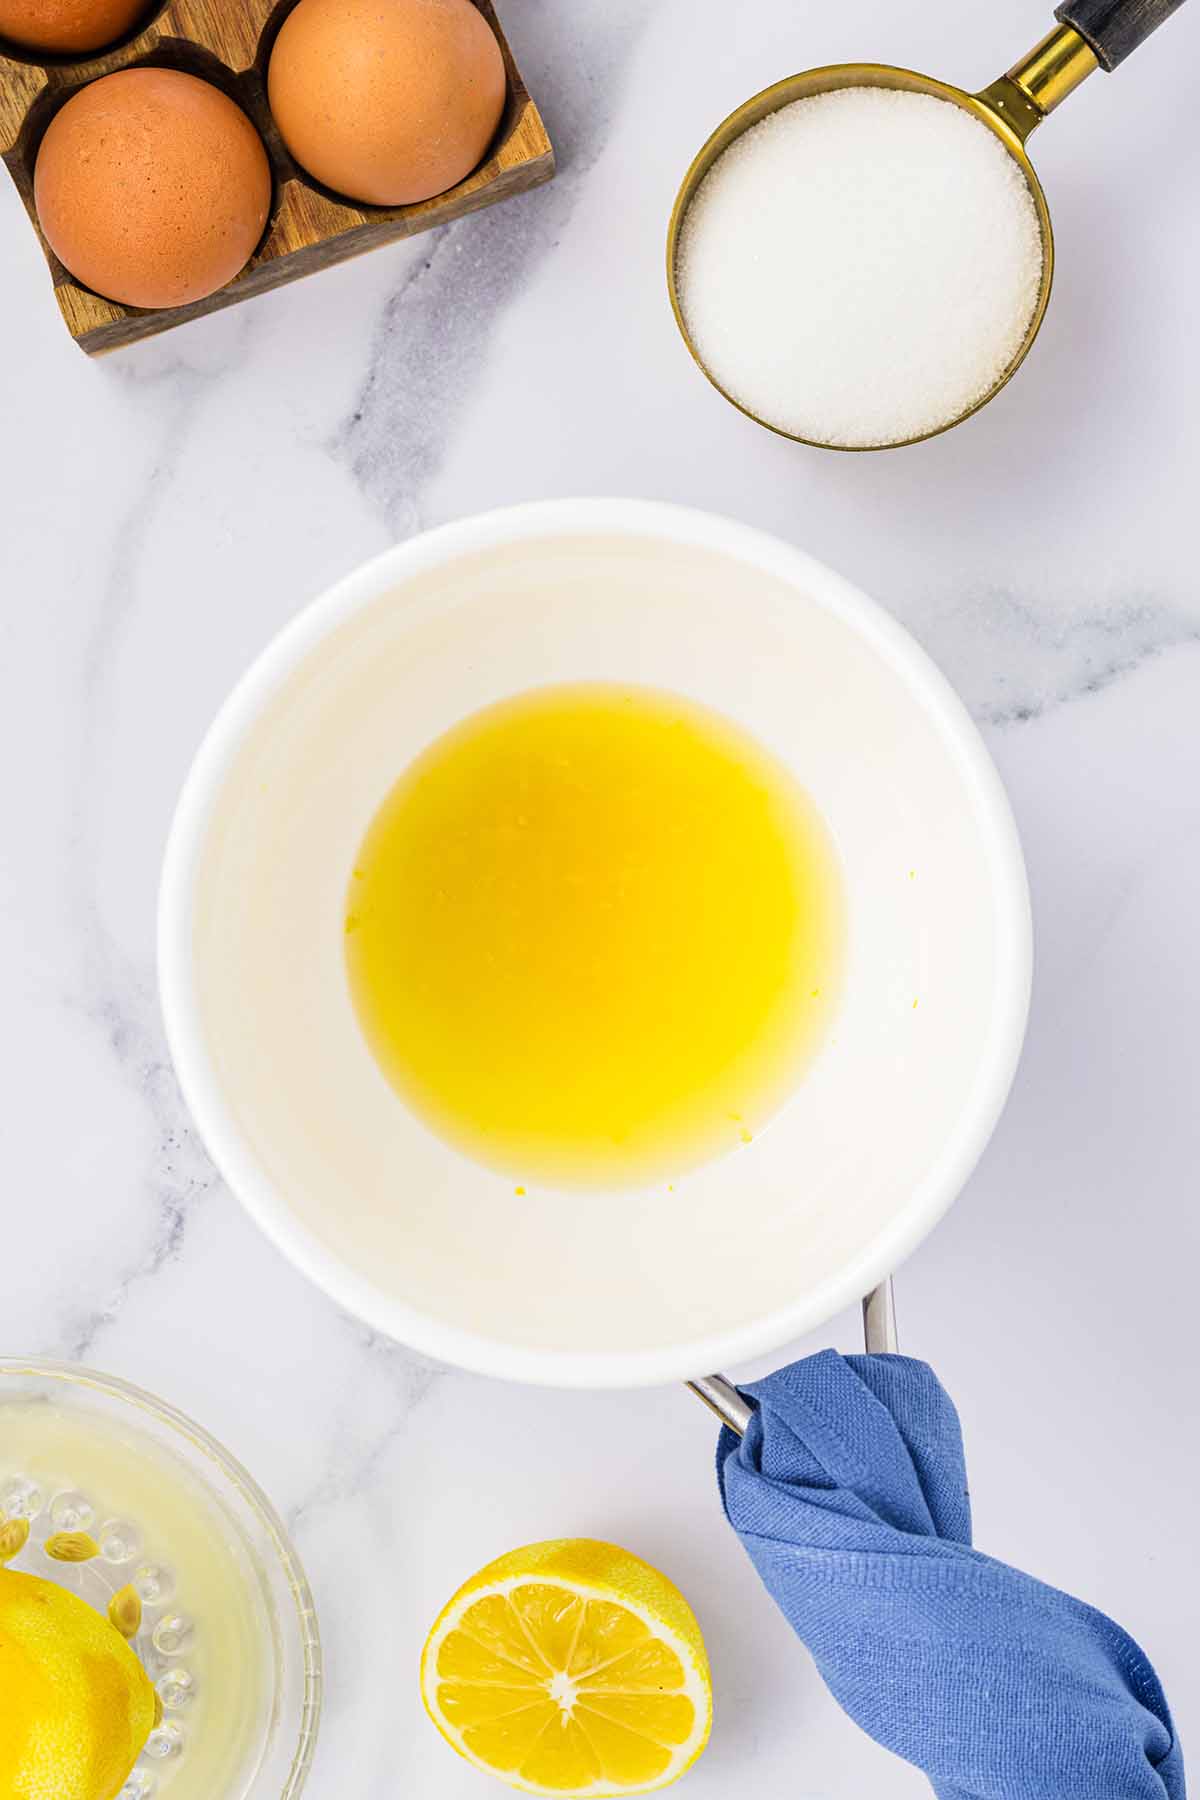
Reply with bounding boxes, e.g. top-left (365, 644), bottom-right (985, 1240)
top-left (0, 1566), bottom-right (157, 1800)
top-left (420, 1539), bottom-right (712, 1796)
